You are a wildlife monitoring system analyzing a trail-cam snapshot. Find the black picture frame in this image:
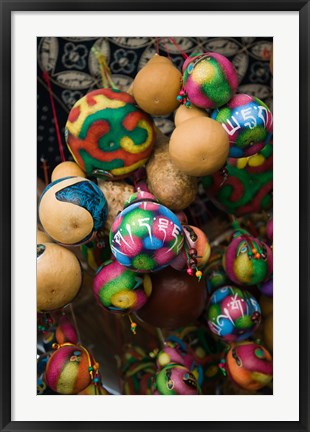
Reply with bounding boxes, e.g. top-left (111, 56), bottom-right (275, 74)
top-left (1, 1), bottom-right (309, 431)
